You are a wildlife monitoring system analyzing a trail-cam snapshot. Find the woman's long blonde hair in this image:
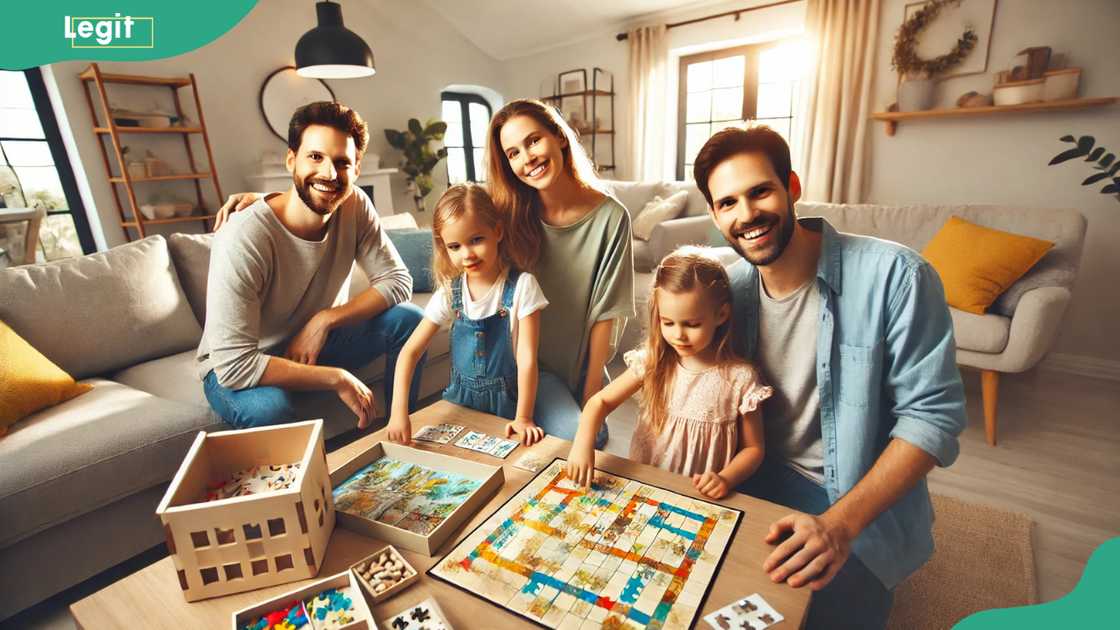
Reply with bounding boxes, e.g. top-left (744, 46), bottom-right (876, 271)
top-left (430, 183), bottom-right (511, 299)
top-left (484, 99), bottom-right (601, 271)
top-left (641, 246), bottom-right (741, 433)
